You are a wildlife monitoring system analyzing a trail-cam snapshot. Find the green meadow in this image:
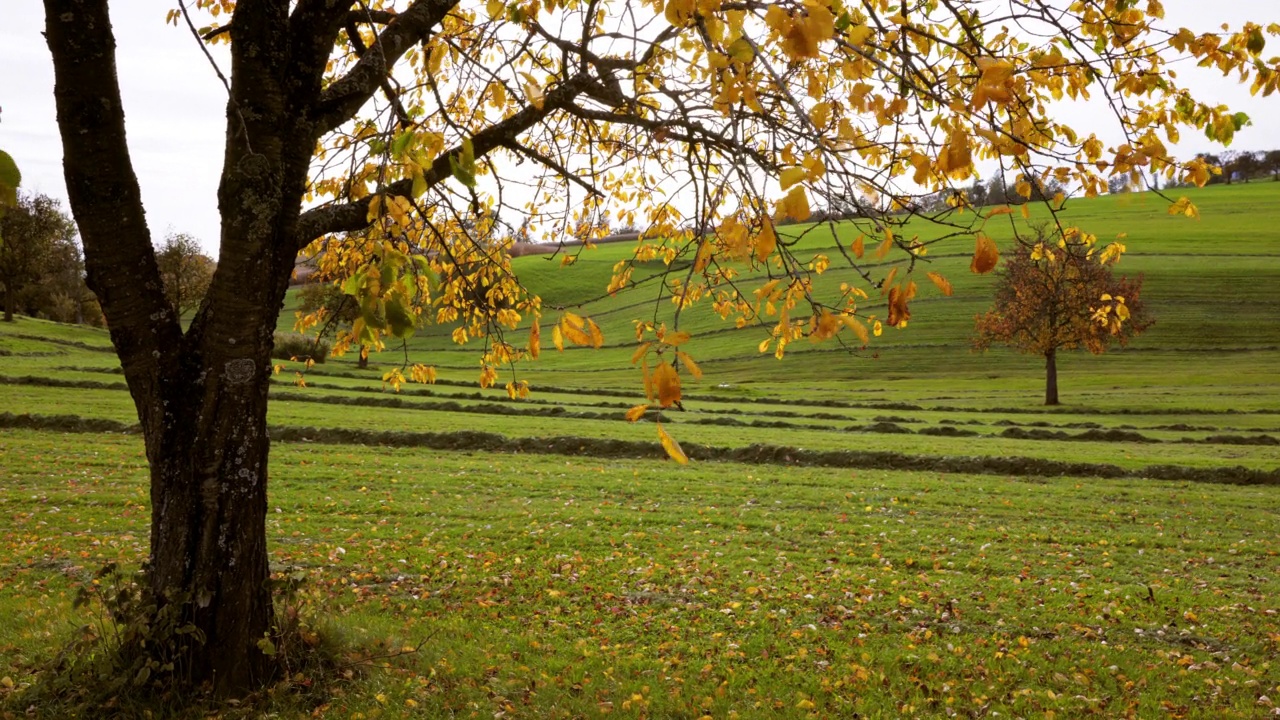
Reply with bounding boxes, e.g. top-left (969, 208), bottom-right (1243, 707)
top-left (1, 183), bottom-right (1278, 717)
